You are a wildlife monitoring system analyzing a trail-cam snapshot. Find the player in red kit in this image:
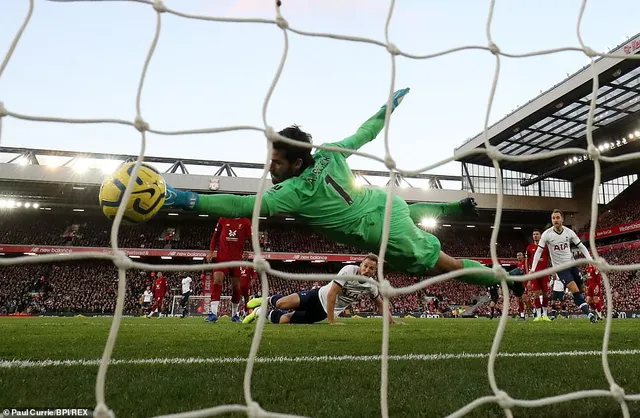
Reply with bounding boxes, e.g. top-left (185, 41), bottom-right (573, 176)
top-left (585, 265), bottom-right (604, 320)
top-left (205, 217), bottom-right (252, 322)
top-left (526, 229), bottom-right (551, 321)
top-left (238, 255), bottom-right (258, 317)
top-left (147, 272), bottom-right (167, 318)
top-left (515, 252), bottom-right (529, 320)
